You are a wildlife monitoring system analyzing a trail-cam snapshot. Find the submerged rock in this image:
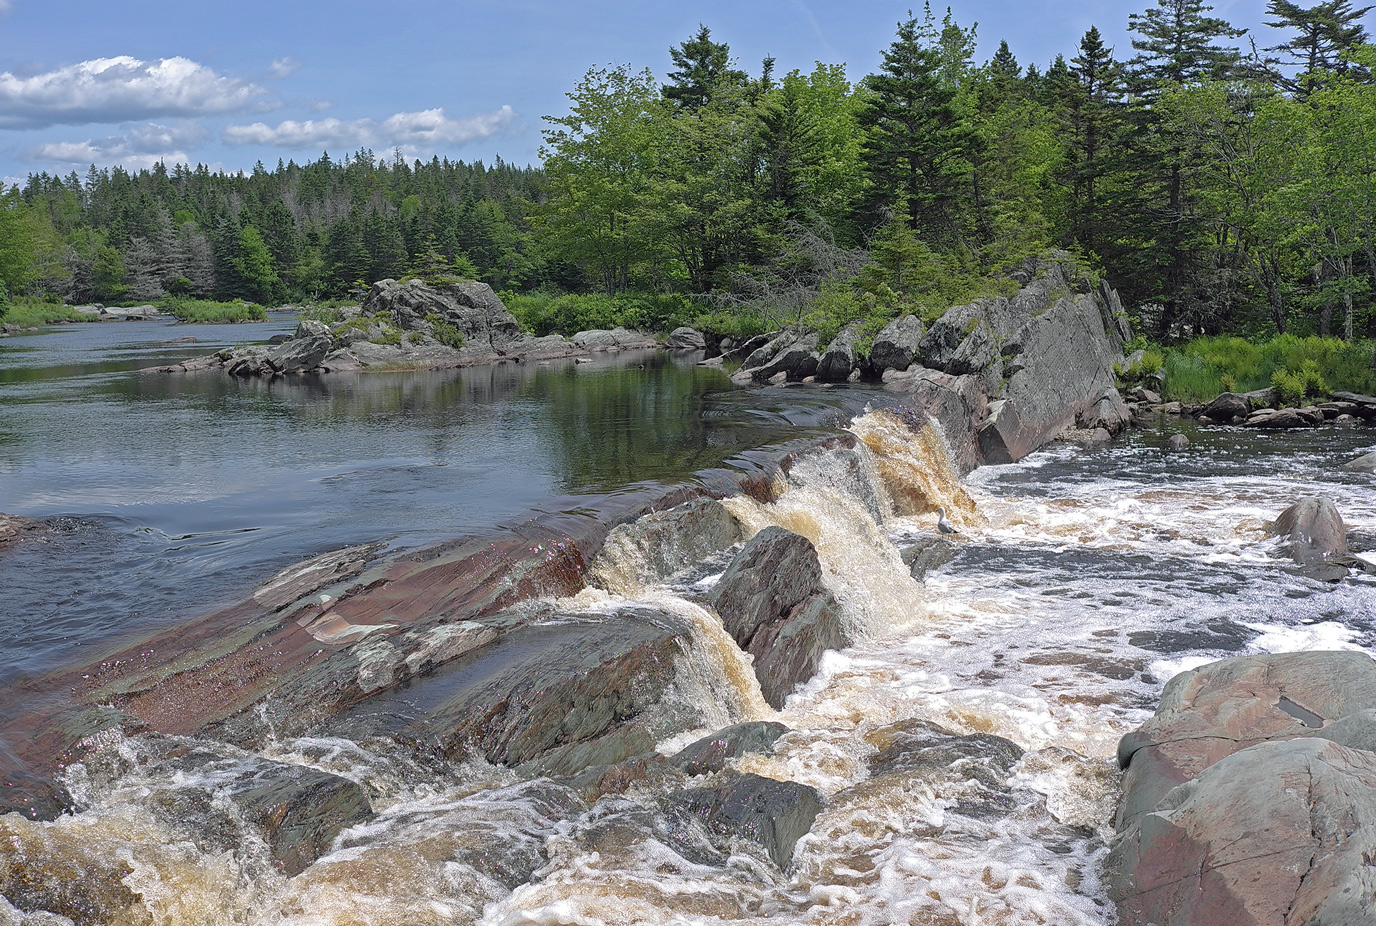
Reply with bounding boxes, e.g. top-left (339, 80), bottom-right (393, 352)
top-left (708, 527), bottom-right (848, 707)
top-left (1342, 450), bottom-right (1376, 474)
top-left (864, 719), bottom-right (1025, 819)
top-left (669, 721), bottom-right (790, 777)
top-left (663, 771), bottom-right (823, 869)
